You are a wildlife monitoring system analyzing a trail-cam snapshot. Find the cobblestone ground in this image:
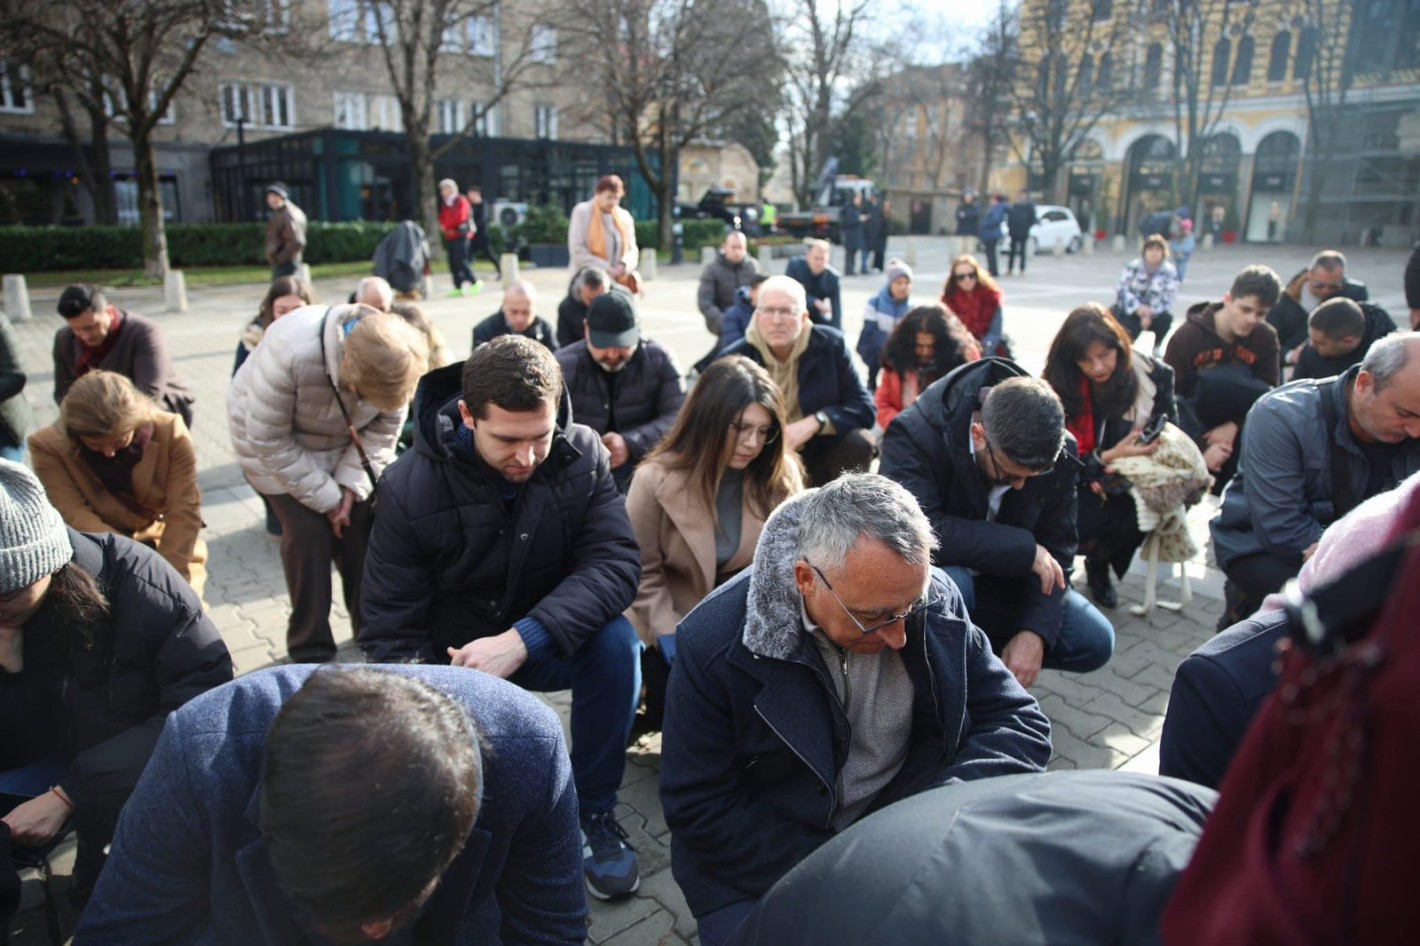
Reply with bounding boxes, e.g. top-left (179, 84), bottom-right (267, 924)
top-left (5, 239), bottom-right (1412, 944)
